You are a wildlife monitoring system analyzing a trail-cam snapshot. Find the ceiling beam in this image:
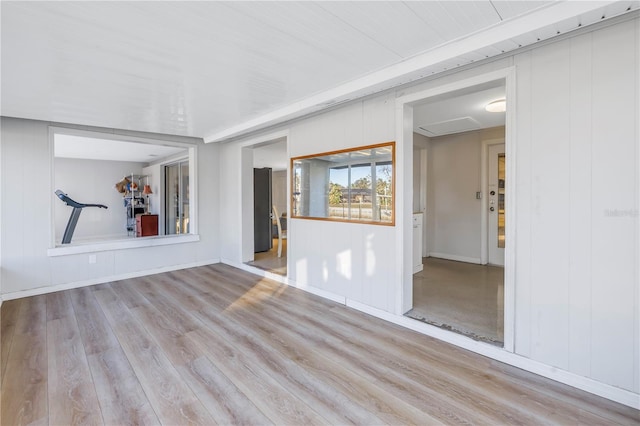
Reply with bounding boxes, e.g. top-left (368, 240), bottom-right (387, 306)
top-left (204, 1), bottom-right (614, 143)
